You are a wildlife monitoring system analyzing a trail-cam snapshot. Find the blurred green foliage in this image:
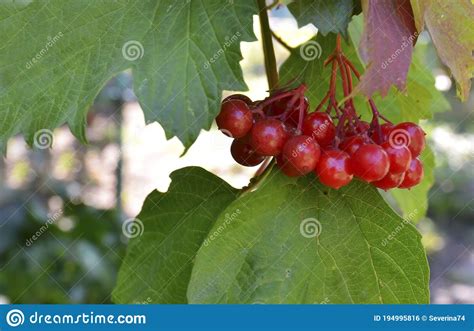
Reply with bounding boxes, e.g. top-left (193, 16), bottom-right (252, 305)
top-left (0, 197), bottom-right (125, 303)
